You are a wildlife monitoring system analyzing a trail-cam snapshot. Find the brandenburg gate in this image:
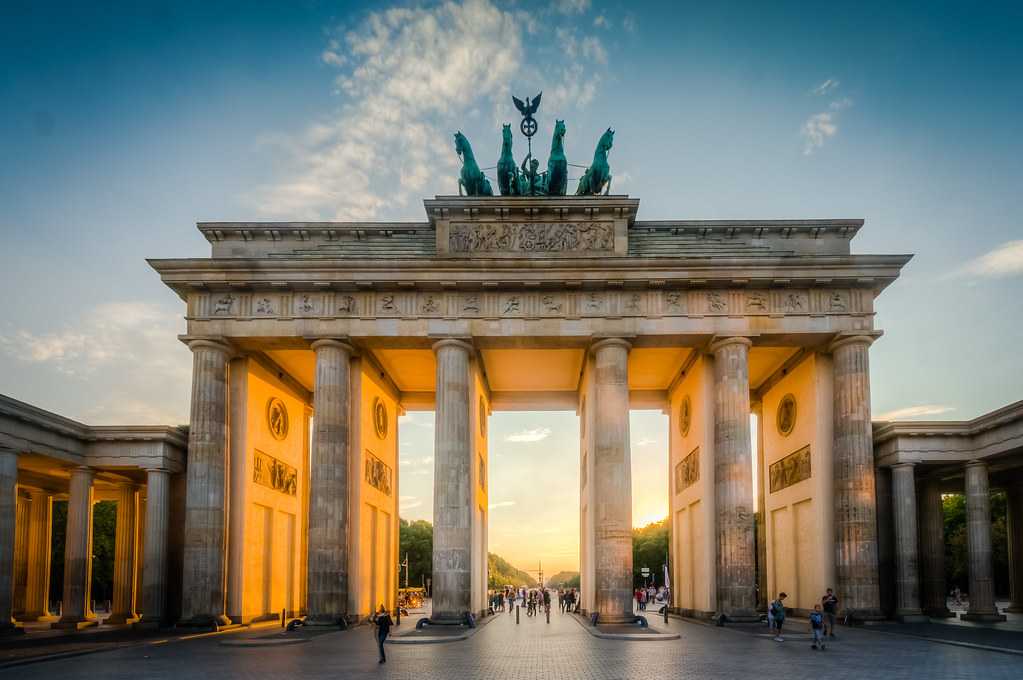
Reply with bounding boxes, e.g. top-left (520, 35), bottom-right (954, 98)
top-left (141, 193), bottom-right (908, 624)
